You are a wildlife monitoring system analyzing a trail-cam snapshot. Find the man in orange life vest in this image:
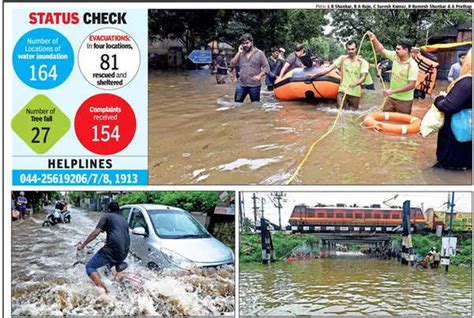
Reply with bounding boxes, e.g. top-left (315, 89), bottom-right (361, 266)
top-left (308, 40), bottom-right (369, 110)
top-left (367, 32), bottom-right (419, 114)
